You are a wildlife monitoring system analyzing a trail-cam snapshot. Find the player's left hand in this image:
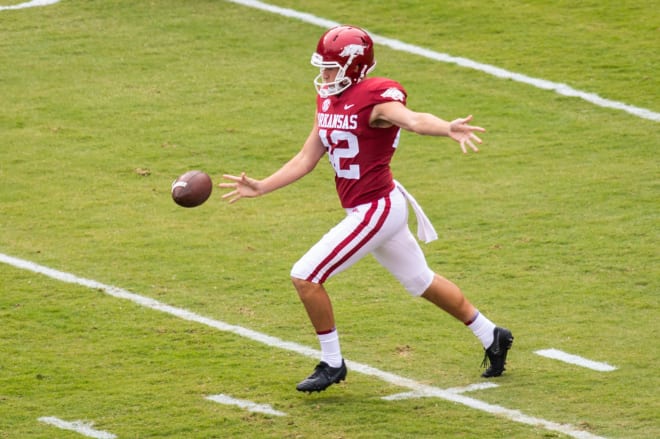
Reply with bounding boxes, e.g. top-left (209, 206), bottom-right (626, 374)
top-left (448, 115), bottom-right (485, 153)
